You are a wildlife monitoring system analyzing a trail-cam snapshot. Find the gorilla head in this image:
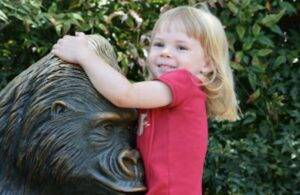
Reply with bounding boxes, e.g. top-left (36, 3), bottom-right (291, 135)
top-left (0, 35), bottom-right (146, 194)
